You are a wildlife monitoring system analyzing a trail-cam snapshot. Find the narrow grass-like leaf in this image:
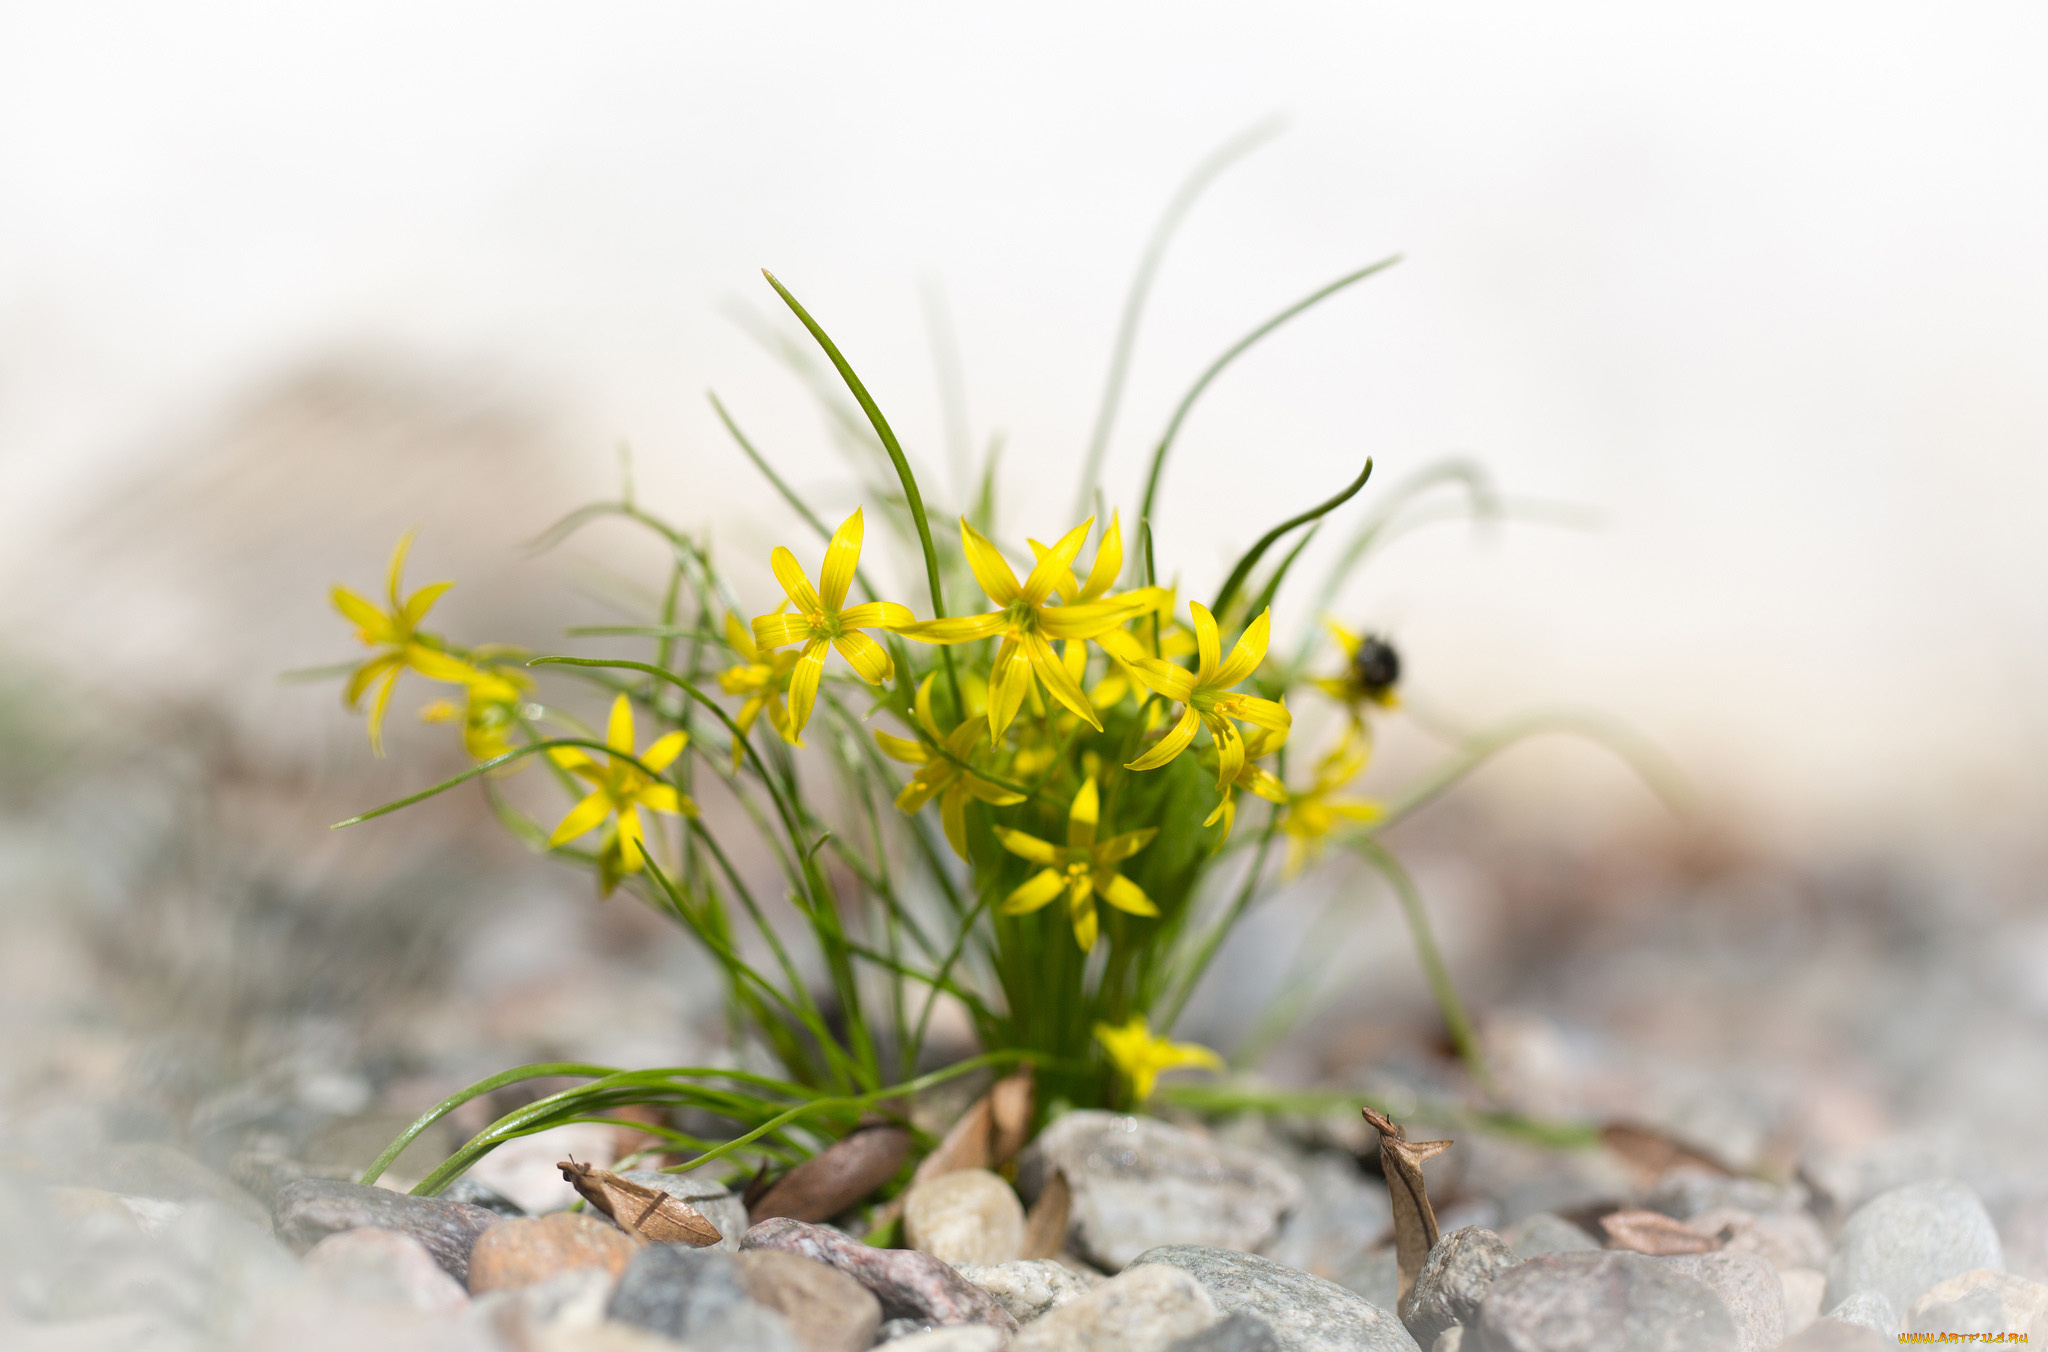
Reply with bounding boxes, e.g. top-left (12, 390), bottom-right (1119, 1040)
top-left (1347, 837), bottom-right (1491, 1092)
top-left (331, 737), bottom-right (667, 829)
top-left (1211, 457), bottom-right (1372, 617)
